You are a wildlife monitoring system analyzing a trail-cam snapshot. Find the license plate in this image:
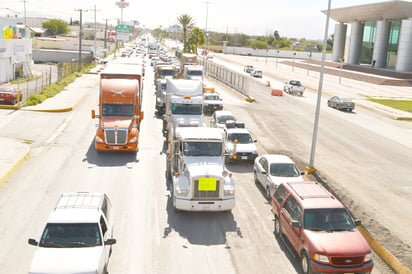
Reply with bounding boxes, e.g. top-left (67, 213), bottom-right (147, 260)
top-left (113, 146), bottom-right (119, 150)
top-left (241, 156), bottom-right (248, 160)
top-left (202, 205), bottom-right (211, 210)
